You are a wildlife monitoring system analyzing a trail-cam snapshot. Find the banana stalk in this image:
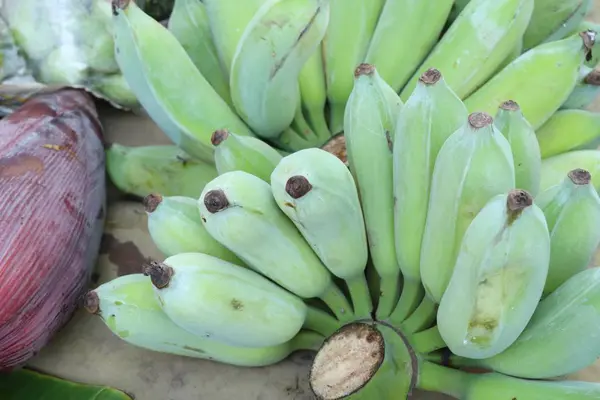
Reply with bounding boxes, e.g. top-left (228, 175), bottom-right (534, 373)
top-left (536, 109), bottom-right (600, 158)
